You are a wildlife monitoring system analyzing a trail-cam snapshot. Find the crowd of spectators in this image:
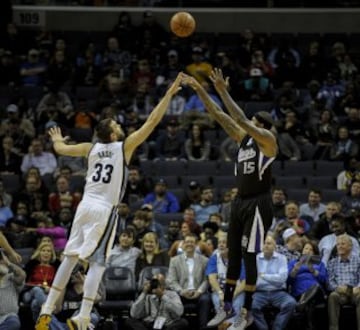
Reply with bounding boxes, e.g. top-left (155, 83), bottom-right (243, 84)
top-left (0, 8), bottom-right (360, 330)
